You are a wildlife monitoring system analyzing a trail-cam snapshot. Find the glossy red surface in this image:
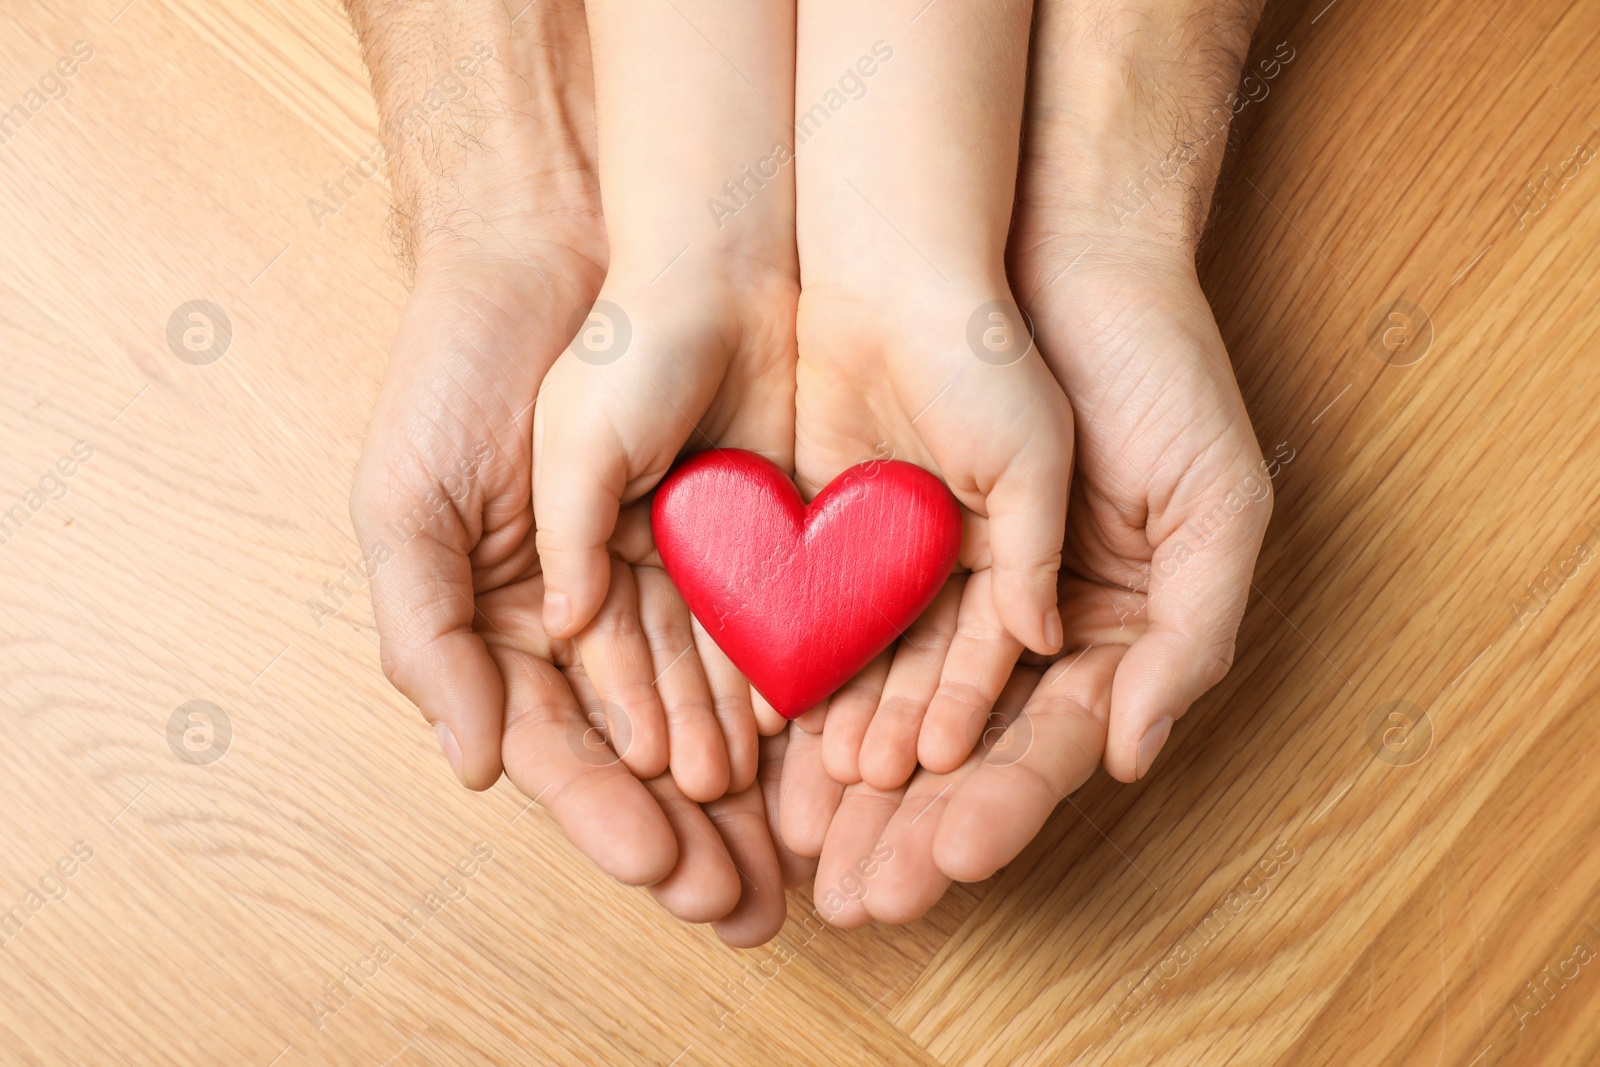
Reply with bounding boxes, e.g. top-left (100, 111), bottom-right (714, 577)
top-left (652, 449), bottom-right (962, 718)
